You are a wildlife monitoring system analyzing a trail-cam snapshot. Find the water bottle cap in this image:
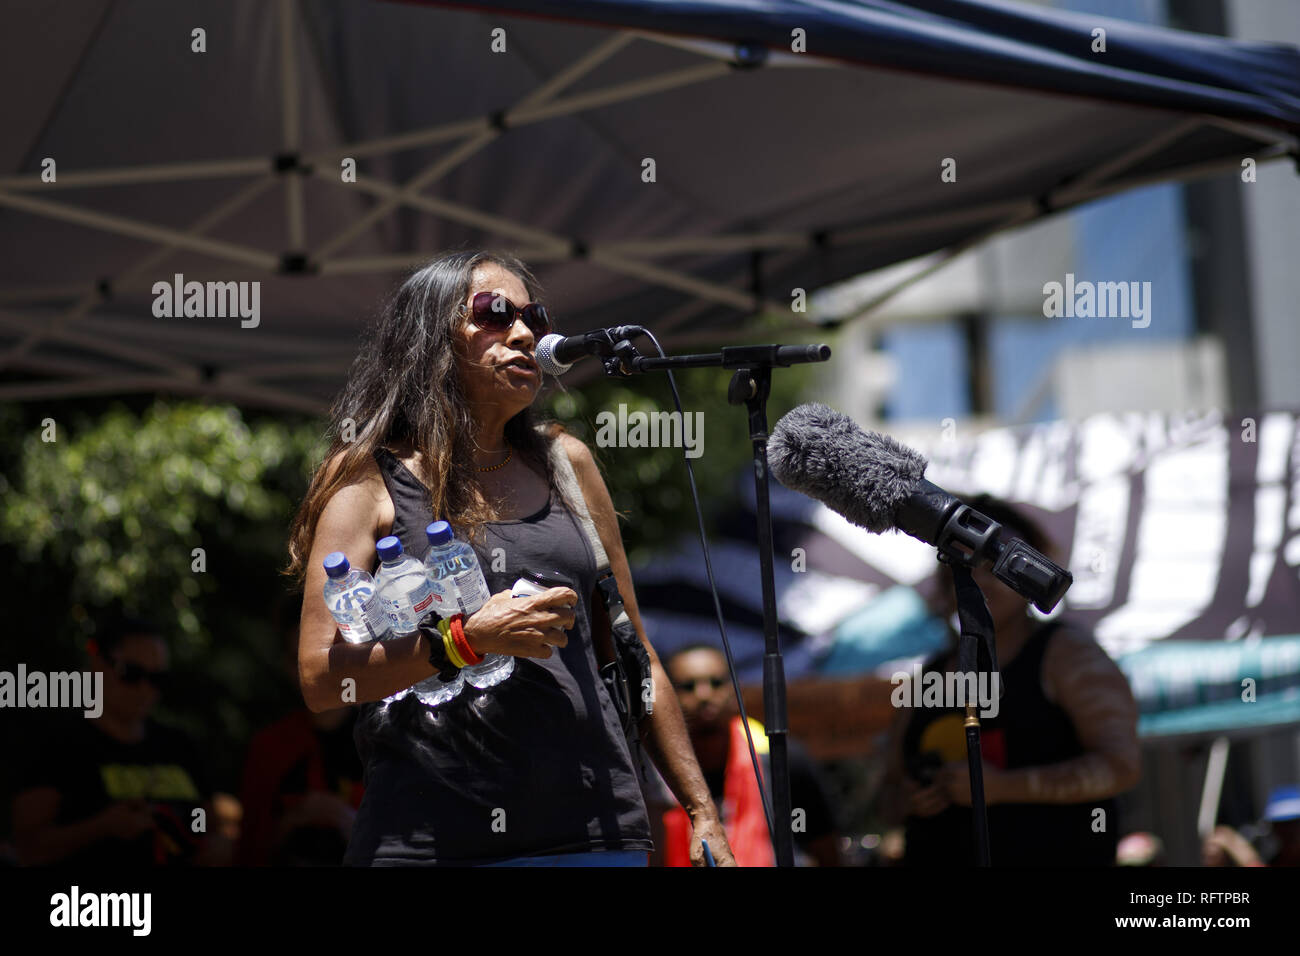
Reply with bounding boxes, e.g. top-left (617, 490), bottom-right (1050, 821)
top-left (425, 520), bottom-right (454, 545)
top-left (323, 552), bottom-right (351, 578)
top-left (519, 568), bottom-right (572, 591)
top-left (376, 536), bottom-right (404, 561)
